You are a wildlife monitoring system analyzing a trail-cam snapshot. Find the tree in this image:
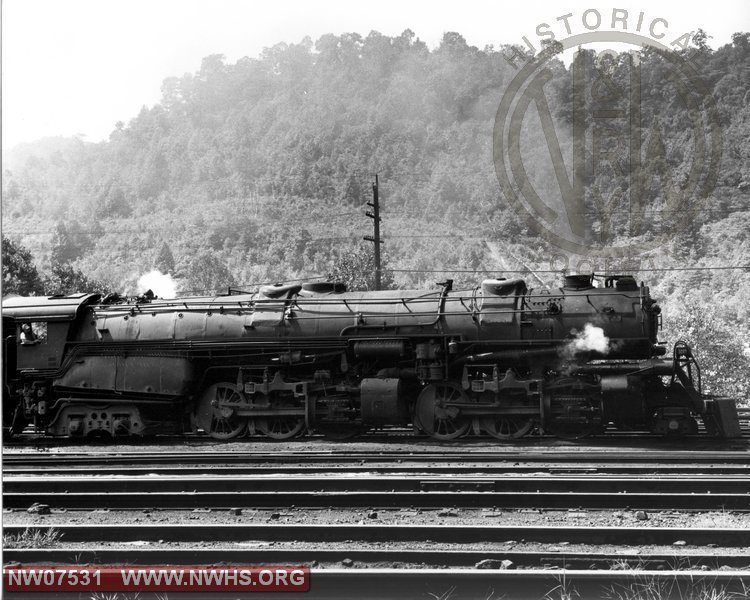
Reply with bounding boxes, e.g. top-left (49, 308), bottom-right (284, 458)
top-left (327, 245), bottom-right (394, 291)
top-left (1, 236), bottom-right (45, 296)
top-left (49, 222), bottom-right (81, 269)
top-left (43, 263), bottom-right (111, 296)
top-left (184, 250), bottom-right (235, 295)
top-left (100, 183), bottom-right (133, 218)
top-left (664, 297), bottom-right (750, 400)
top-left (154, 242), bottom-right (176, 274)
top-left (692, 29), bottom-right (711, 51)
